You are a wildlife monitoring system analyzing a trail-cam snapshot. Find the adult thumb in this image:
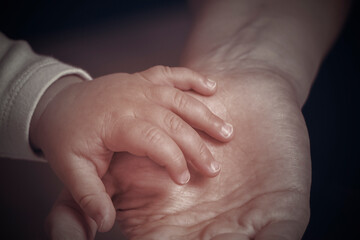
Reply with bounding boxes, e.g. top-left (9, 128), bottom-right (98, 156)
top-left (56, 156), bottom-right (116, 232)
